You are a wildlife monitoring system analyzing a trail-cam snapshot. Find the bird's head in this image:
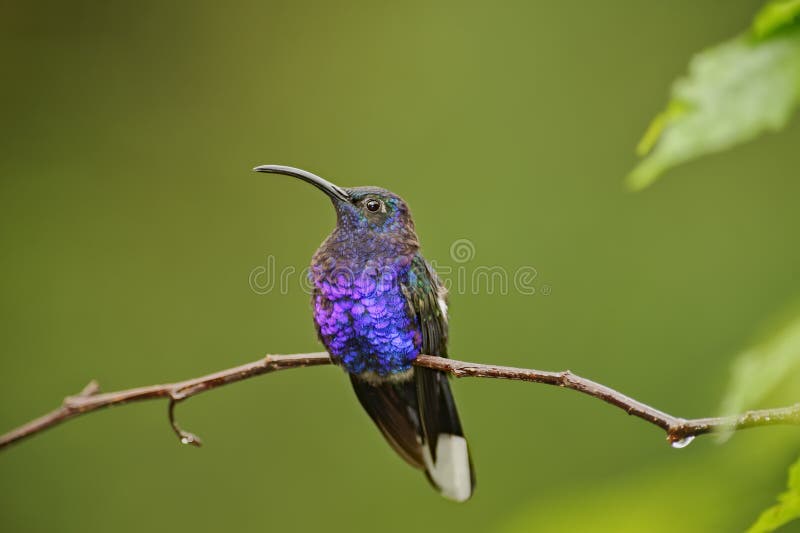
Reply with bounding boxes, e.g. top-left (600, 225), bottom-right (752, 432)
top-left (255, 165), bottom-right (418, 242)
